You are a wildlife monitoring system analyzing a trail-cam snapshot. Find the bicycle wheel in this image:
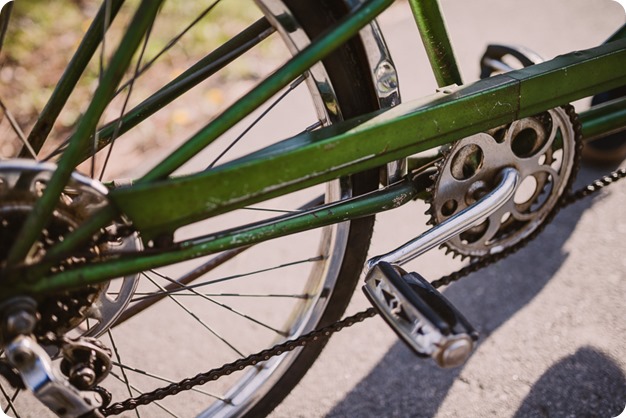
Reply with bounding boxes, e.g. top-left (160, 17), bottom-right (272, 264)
top-left (0, 1), bottom-right (394, 416)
